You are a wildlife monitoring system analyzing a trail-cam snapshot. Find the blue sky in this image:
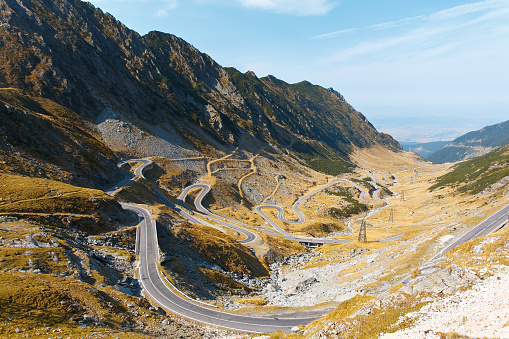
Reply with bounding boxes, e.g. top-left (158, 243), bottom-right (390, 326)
top-left (87, 0), bottom-right (509, 142)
